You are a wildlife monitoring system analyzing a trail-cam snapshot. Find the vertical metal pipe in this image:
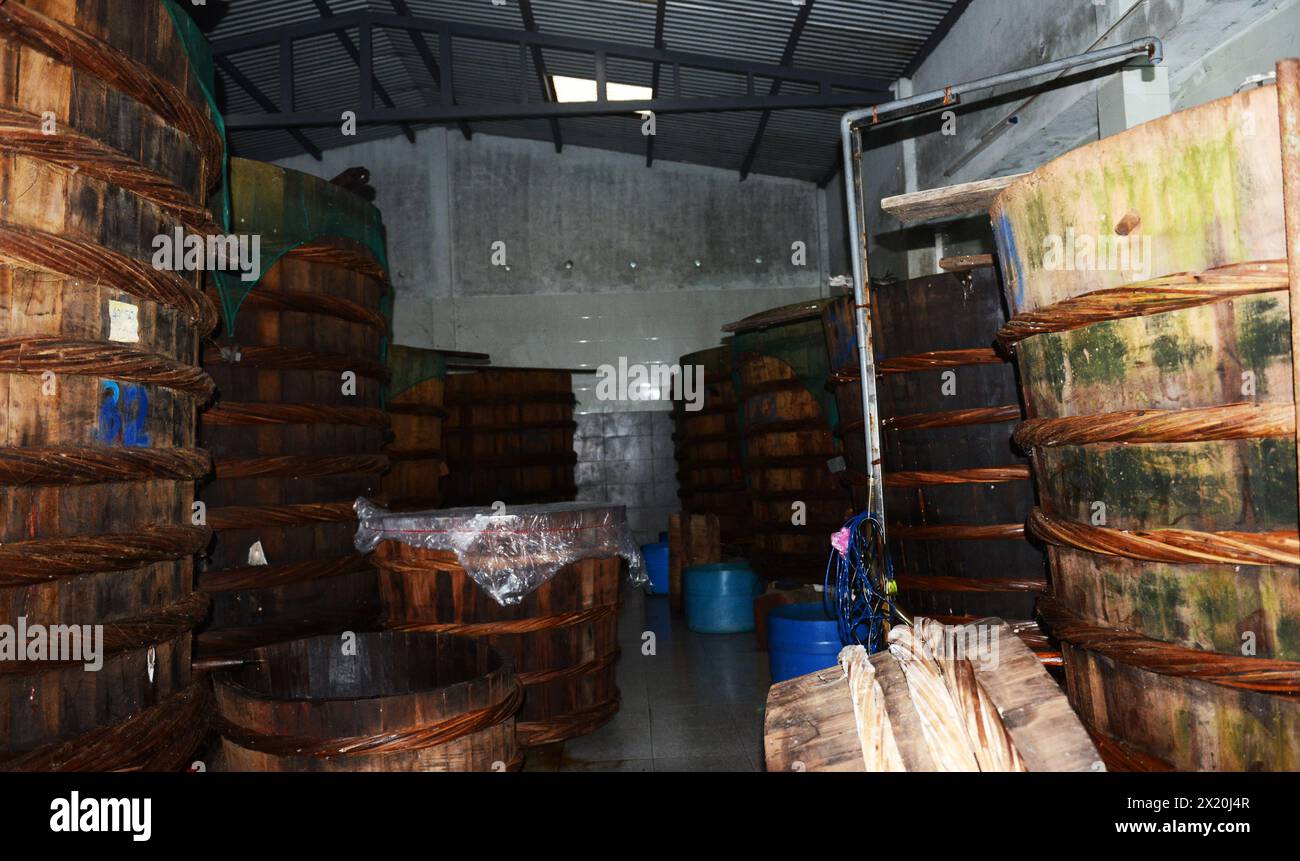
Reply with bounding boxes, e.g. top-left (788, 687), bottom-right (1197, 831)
top-left (1276, 59), bottom-right (1300, 530)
